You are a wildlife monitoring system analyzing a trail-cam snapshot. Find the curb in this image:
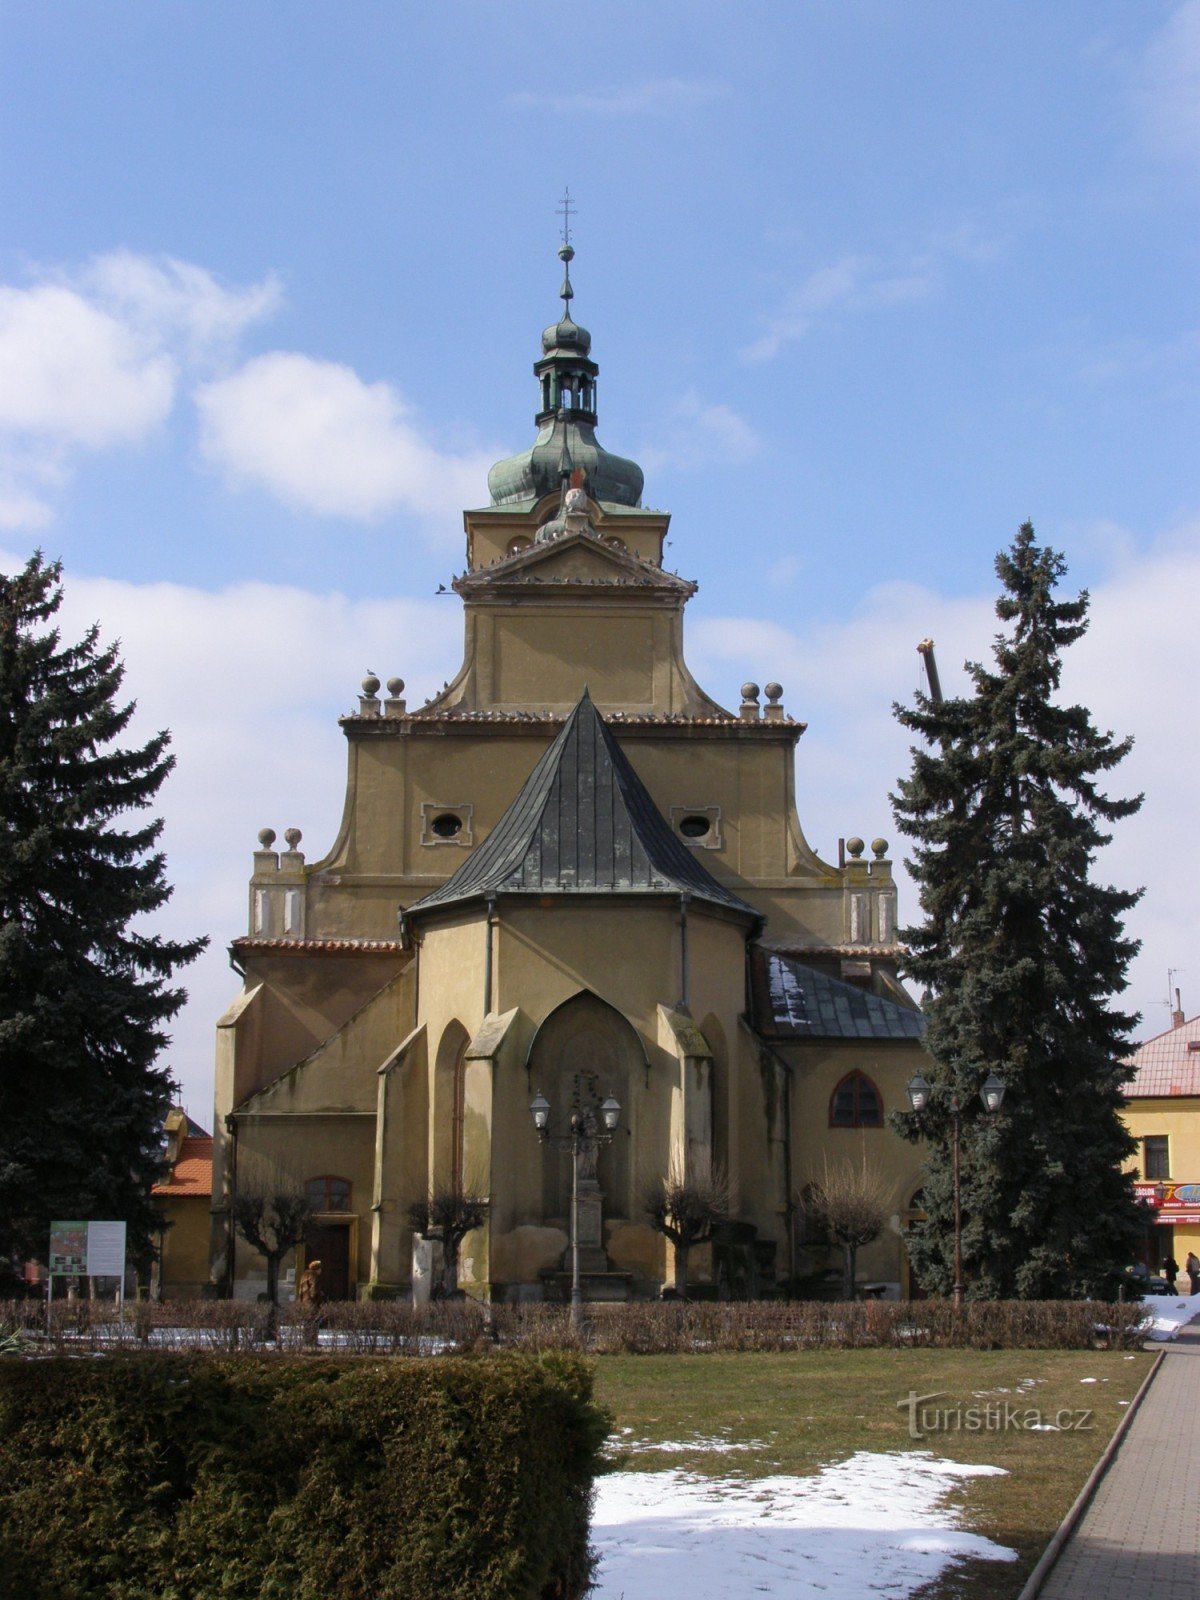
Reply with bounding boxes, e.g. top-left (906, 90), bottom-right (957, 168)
top-left (1015, 1347), bottom-right (1165, 1600)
